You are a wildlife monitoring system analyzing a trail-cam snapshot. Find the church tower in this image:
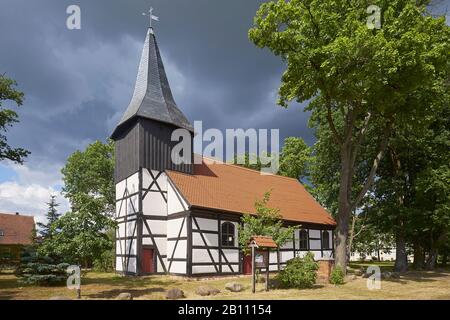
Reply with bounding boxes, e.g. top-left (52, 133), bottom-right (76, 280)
top-left (111, 26), bottom-right (193, 275)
